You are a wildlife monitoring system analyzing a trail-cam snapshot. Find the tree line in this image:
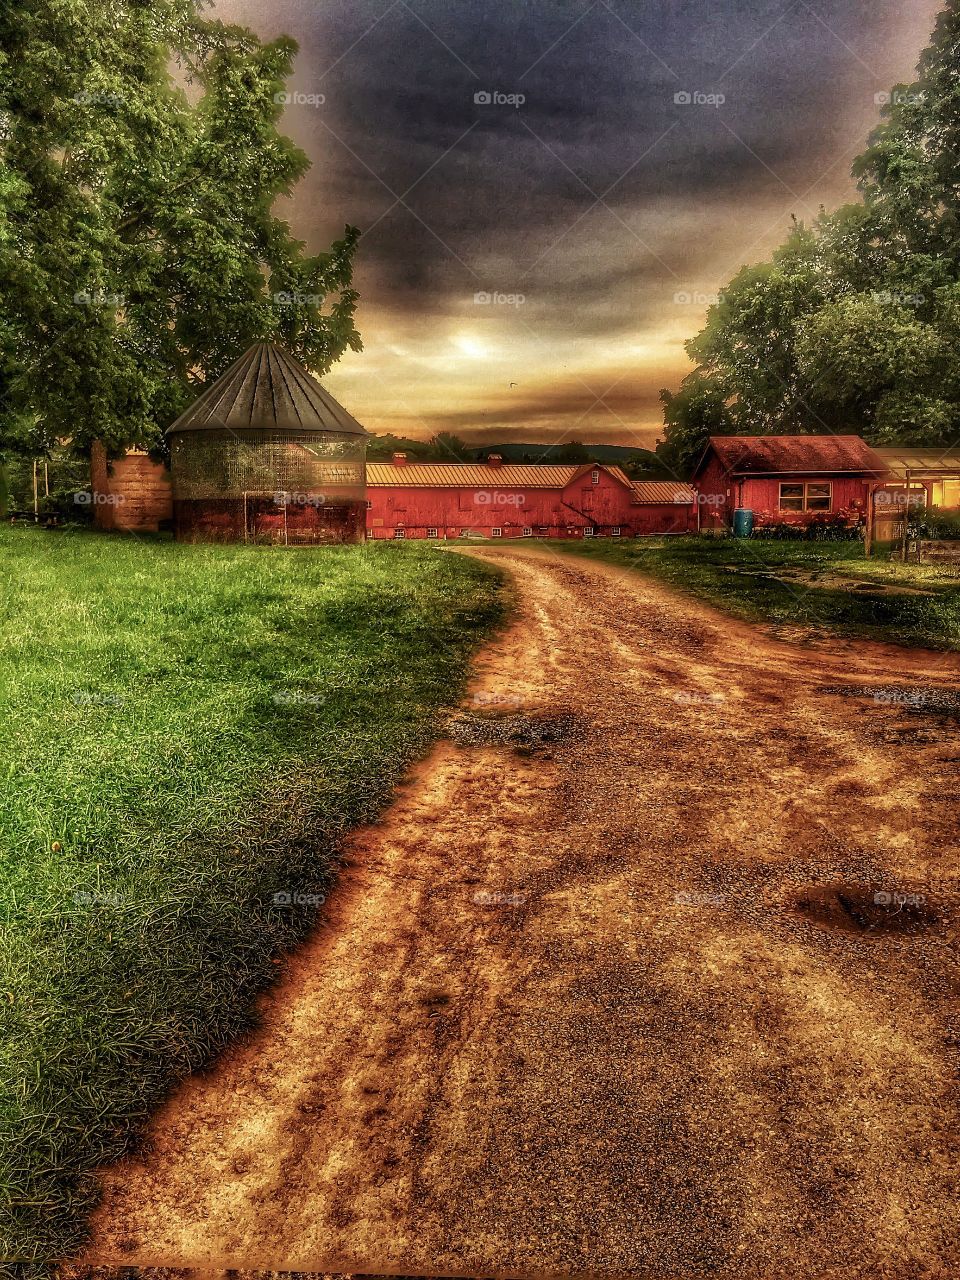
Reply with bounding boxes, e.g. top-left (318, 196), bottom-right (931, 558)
top-left (658, 0), bottom-right (960, 475)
